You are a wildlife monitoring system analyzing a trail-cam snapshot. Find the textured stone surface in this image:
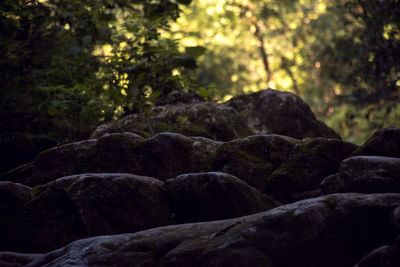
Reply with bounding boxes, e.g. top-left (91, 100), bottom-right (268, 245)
top-left (21, 193), bottom-right (400, 267)
top-left (91, 102), bottom-right (254, 141)
top-left (226, 88), bottom-right (341, 139)
top-left (352, 127), bottom-right (400, 158)
top-left (165, 172), bottom-right (278, 223)
top-left (321, 156), bottom-right (400, 194)
top-left (0, 174), bottom-right (174, 253)
top-left (92, 88), bottom-right (340, 141)
top-left (263, 138), bottom-right (357, 202)
top-left (214, 134), bottom-right (299, 190)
